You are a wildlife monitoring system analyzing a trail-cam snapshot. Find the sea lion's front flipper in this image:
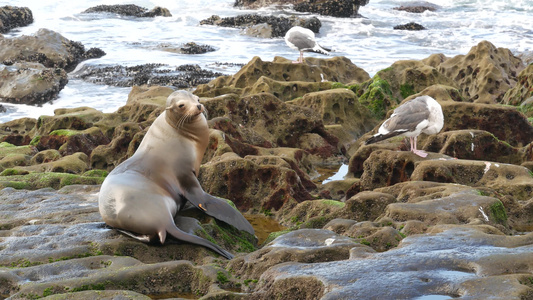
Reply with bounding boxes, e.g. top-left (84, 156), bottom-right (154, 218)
top-left (178, 174), bottom-right (255, 235)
